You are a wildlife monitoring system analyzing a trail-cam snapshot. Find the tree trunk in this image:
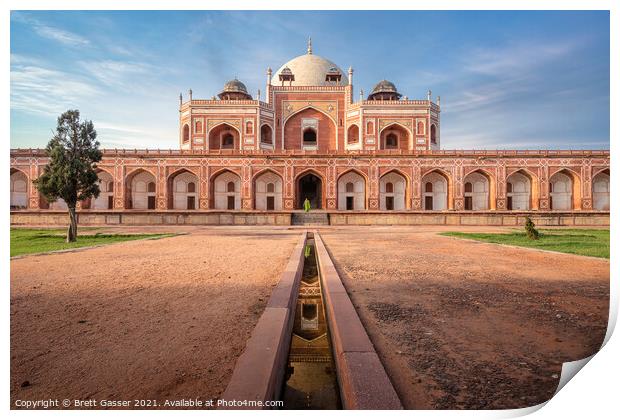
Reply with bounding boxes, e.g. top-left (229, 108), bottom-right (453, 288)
top-left (67, 206), bottom-right (78, 242)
